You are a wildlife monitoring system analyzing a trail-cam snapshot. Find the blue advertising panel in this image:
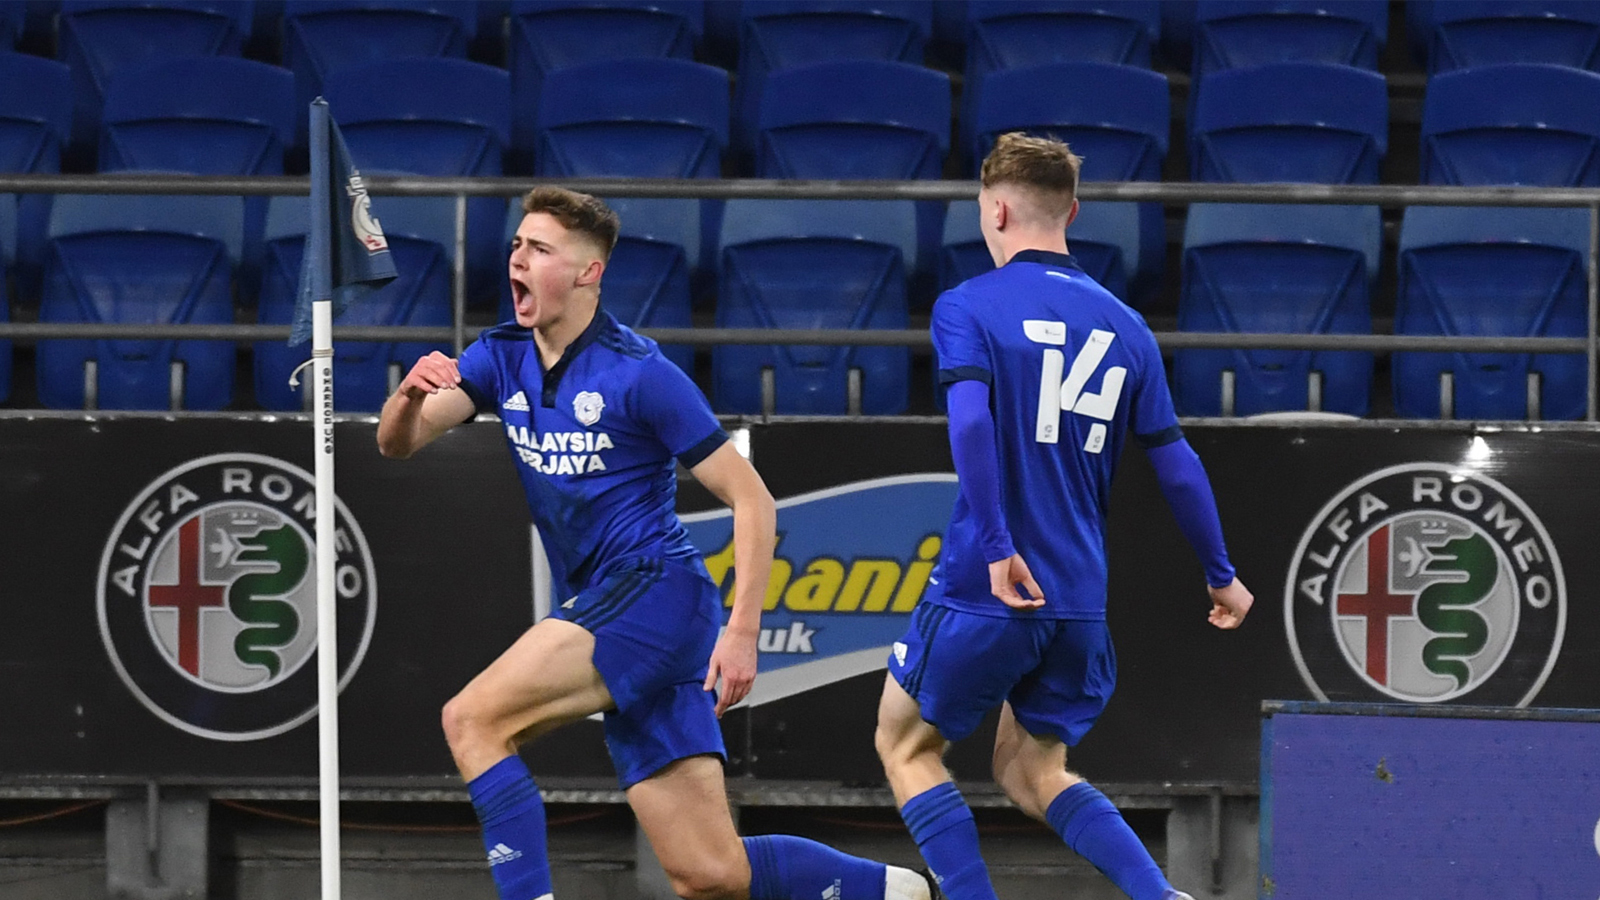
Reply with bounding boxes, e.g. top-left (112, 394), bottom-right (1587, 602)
top-left (681, 474), bottom-right (959, 705)
top-left (1261, 702), bottom-right (1600, 900)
